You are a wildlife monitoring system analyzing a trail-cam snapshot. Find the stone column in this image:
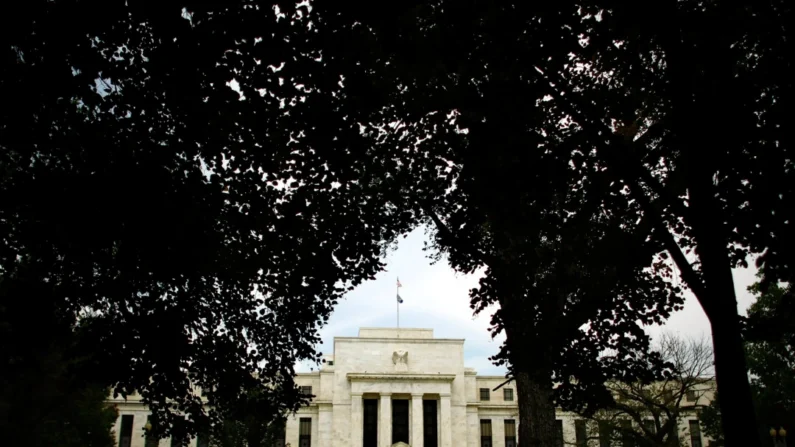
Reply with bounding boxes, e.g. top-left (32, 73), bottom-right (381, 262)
top-left (379, 393), bottom-right (392, 447)
top-left (493, 417), bottom-right (505, 447)
top-left (411, 393), bottom-right (424, 447)
top-left (318, 404), bottom-right (333, 447)
top-left (440, 393), bottom-right (452, 447)
top-left (350, 394), bottom-right (363, 447)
